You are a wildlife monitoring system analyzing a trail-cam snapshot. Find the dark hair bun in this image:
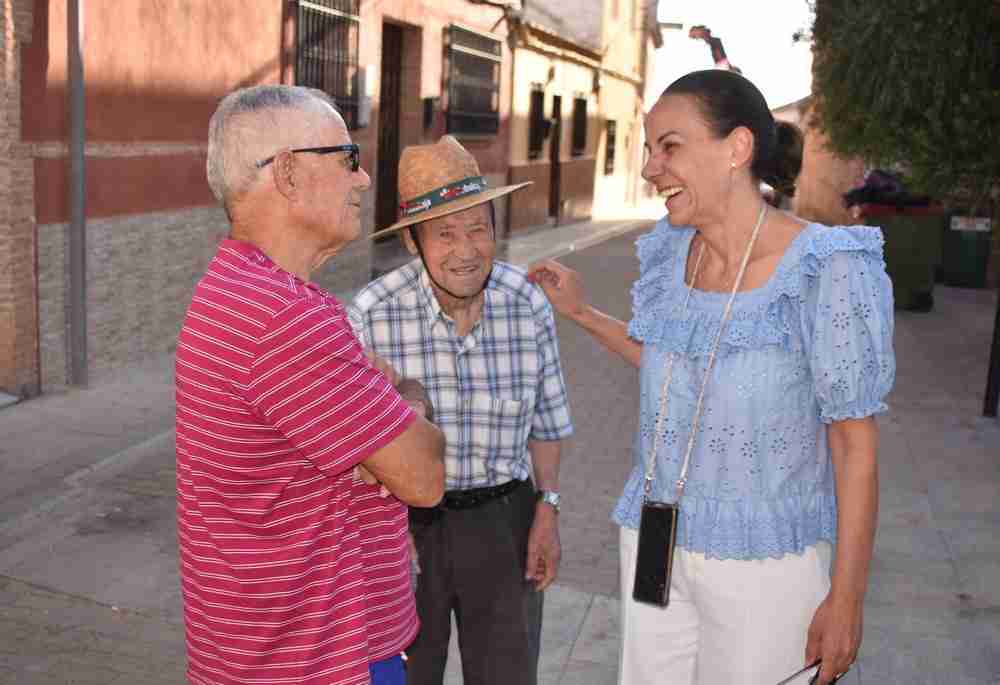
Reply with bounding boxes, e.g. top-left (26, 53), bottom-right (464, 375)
top-left (760, 121), bottom-right (803, 196)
